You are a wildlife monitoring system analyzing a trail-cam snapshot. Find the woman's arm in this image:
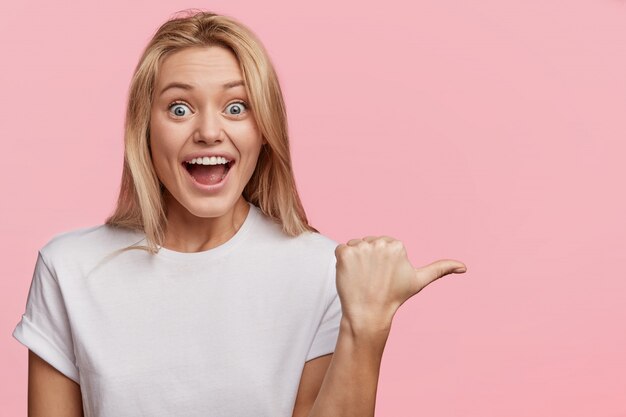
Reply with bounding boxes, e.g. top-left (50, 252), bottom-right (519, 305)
top-left (306, 238), bottom-right (466, 416)
top-left (28, 350), bottom-right (84, 417)
top-left (305, 318), bottom-right (389, 417)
